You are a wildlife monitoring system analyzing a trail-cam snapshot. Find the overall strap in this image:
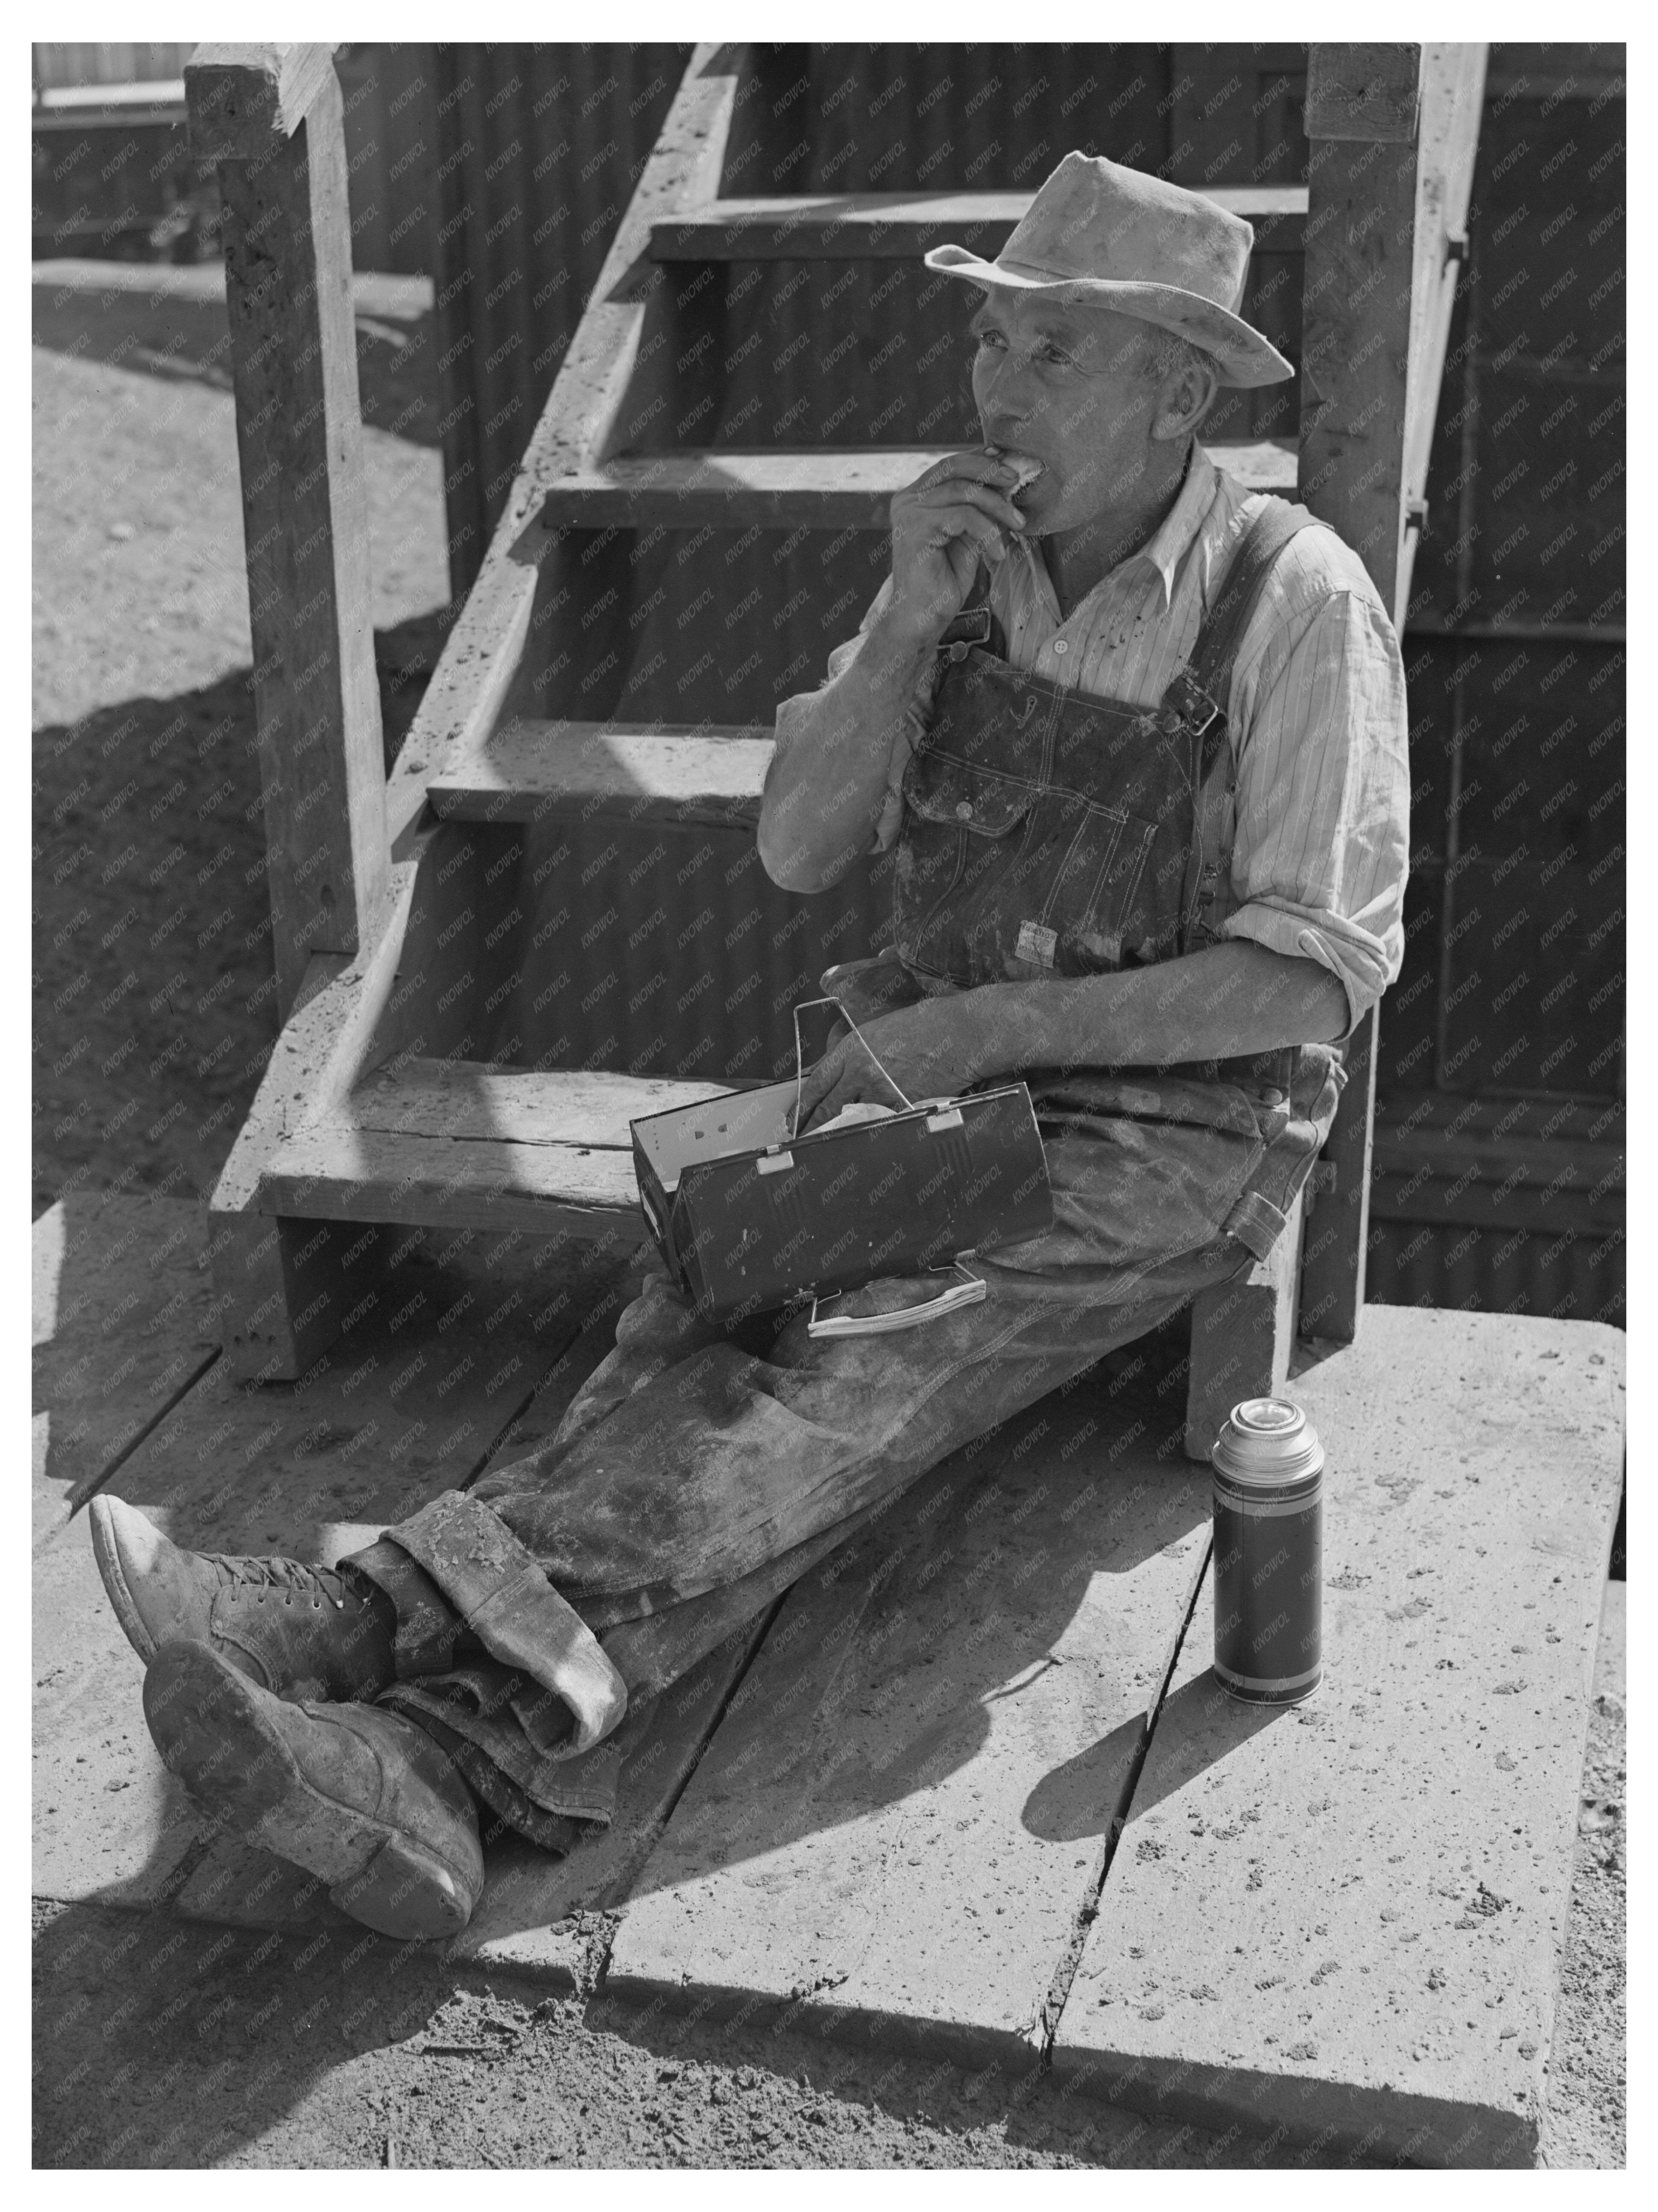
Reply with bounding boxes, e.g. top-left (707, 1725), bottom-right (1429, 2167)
top-left (1162, 496), bottom-right (1321, 739)
top-left (936, 558), bottom-right (1009, 658)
